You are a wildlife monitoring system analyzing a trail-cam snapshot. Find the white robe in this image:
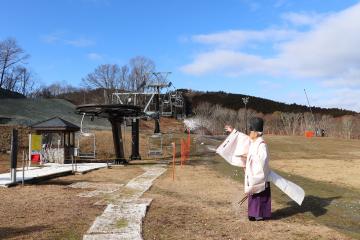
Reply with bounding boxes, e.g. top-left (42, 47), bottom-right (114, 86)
top-left (244, 136), bottom-right (270, 194)
top-left (216, 129), bottom-right (305, 205)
